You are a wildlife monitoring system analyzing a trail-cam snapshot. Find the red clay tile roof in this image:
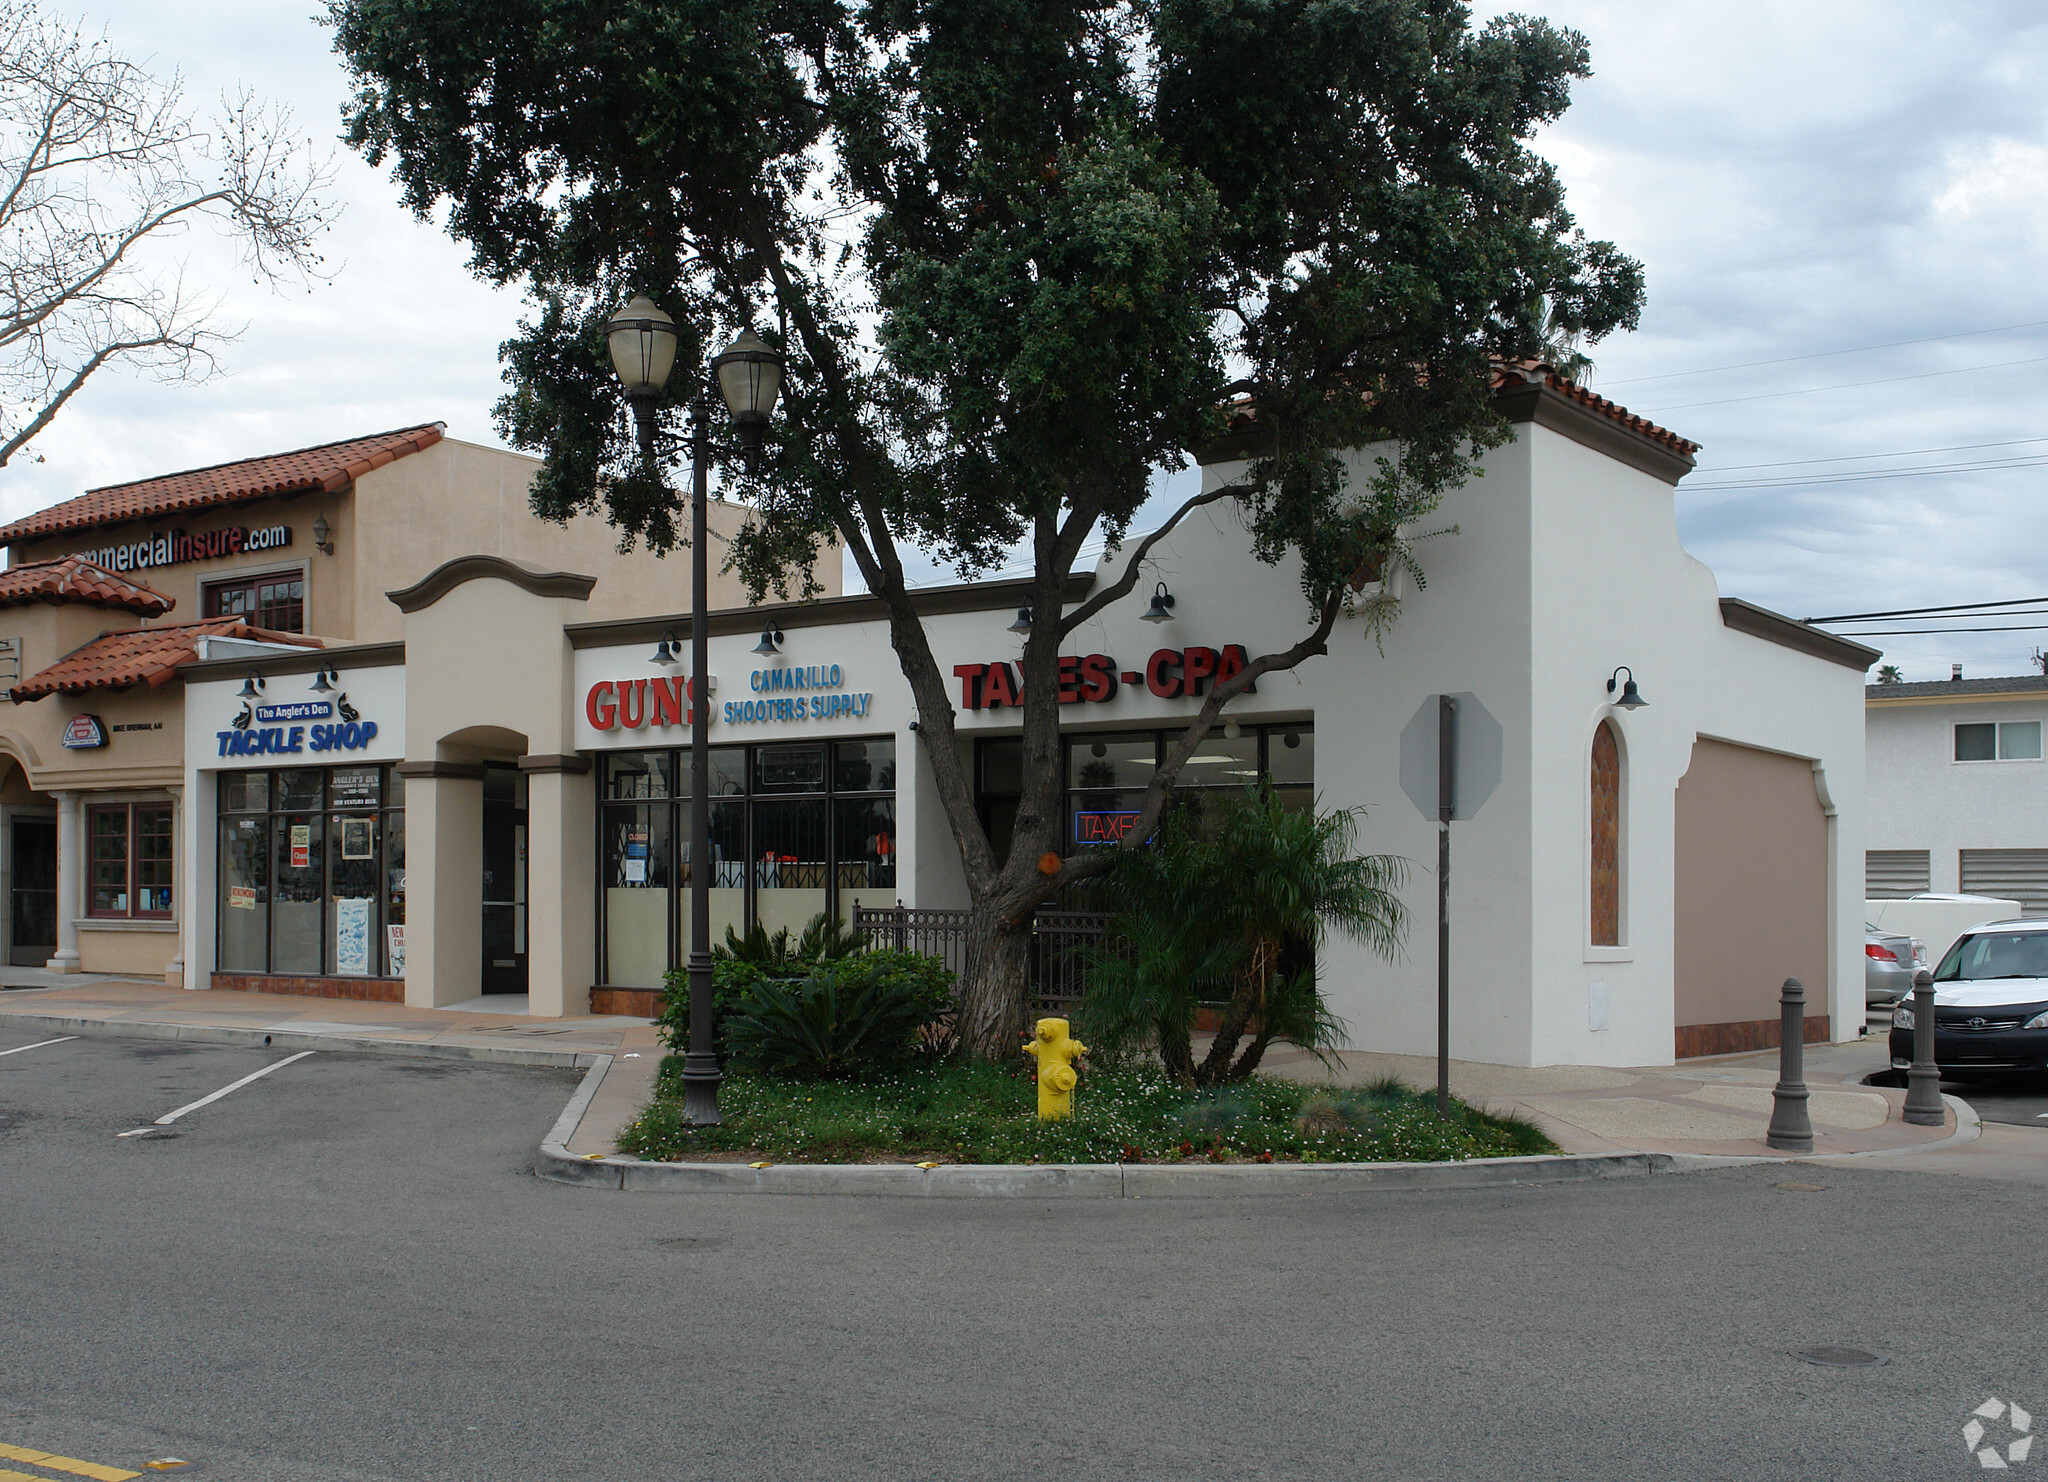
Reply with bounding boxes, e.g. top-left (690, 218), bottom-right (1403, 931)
top-left (1213, 362), bottom-right (1701, 459)
top-left (0, 423), bottom-right (446, 546)
top-left (0, 556), bottom-right (174, 616)
top-left (1489, 361), bottom-right (1701, 457)
top-left (11, 620), bottom-right (320, 700)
